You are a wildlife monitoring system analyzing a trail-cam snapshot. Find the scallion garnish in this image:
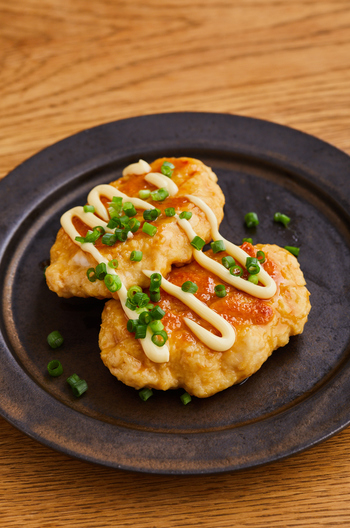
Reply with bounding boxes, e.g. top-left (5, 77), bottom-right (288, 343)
top-left (127, 285), bottom-right (142, 300)
top-left (246, 257), bottom-right (260, 275)
top-left (139, 311), bottom-right (152, 325)
top-left (95, 262), bottom-right (107, 280)
top-left (123, 202), bottom-right (137, 217)
top-left (142, 222), bottom-right (157, 237)
top-left (87, 268), bottom-right (97, 282)
top-left (285, 246), bottom-right (300, 257)
top-left (151, 188), bottom-right (169, 202)
top-left (114, 228), bottom-right (129, 242)
top-left (104, 274), bottom-right (122, 292)
top-left (108, 259), bottom-right (119, 269)
top-left (151, 330), bottom-right (168, 347)
top-left (150, 290), bottom-right (161, 302)
top-left (165, 207), bottom-right (176, 217)
top-left (179, 211), bottom-right (192, 220)
top-left (150, 273), bottom-right (162, 291)
top-left (125, 299), bottom-right (137, 311)
top-left (211, 240), bottom-right (226, 253)
top-left (133, 292), bottom-right (150, 307)
top-left (191, 236), bottom-right (206, 251)
top-left (130, 250), bottom-right (143, 262)
top-left (102, 233), bottom-right (117, 246)
top-left (257, 250), bottom-right (266, 264)
top-left (47, 330), bottom-right (64, 349)
top-left (47, 360), bottom-right (63, 377)
top-left (139, 388), bottom-right (153, 401)
top-left (244, 212), bottom-right (259, 228)
top-left (75, 226), bottom-right (104, 245)
top-left (143, 209), bottom-right (159, 221)
top-left (242, 237), bottom-right (253, 244)
top-left (222, 256), bottom-right (235, 269)
top-left (129, 218), bottom-right (141, 233)
top-left (274, 212), bottom-right (291, 227)
top-left (150, 306), bottom-right (165, 320)
top-left (181, 281), bottom-right (198, 294)
top-left (229, 265), bottom-right (243, 277)
top-left (161, 161), bottom-right (175, 178)
top-left (66, 374), bottom-right (88, 397)
top-left (127, 319), bottom-right (138, 333)
top-left (139, 189), bottom-right (151, 199)
top-left (135, 324), bottom-right (147, 339)
top-left (248, 274), bottom-right (259, 284)
top-left (180, 392), bottom-right (192, 405)
top-left (149, 320), bottom-right (164, 332)
top-left (83, 205), bottom-right (95, 213)
top-left (214, 284), bottom-right (227, 298)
